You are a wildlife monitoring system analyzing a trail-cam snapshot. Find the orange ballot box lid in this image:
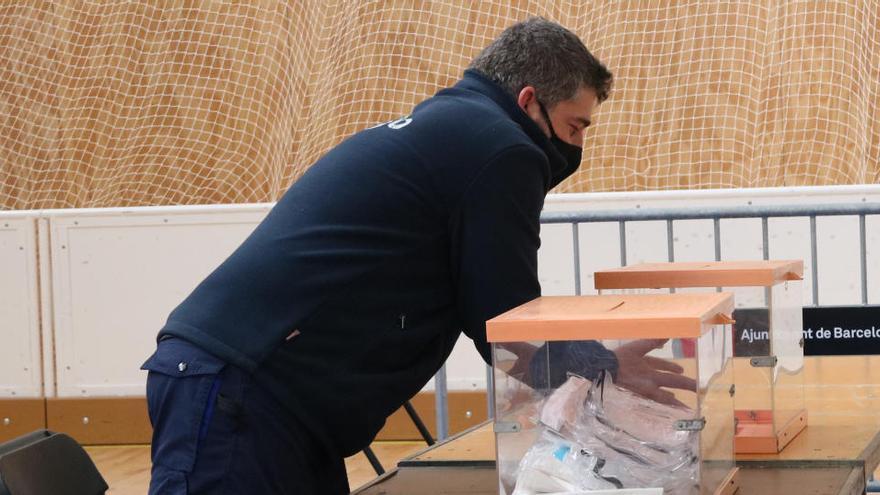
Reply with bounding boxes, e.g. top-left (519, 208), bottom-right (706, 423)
top-left (486, 293), bottom-right (734, 343)
top-left (594, 260), bottom-right (803, 290)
